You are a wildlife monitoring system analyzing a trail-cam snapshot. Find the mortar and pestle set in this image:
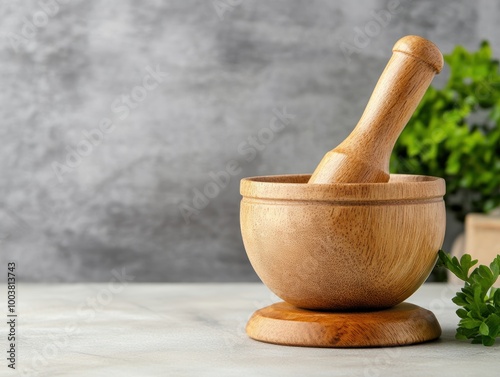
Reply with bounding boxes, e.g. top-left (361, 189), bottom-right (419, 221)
top-left (240, 36), bottom-right (447, 347)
